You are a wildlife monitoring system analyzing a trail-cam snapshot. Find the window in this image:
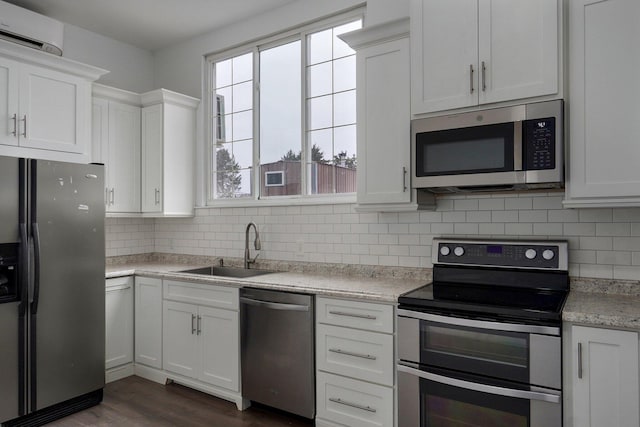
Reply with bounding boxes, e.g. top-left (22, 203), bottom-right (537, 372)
top-left (208, 15), bottom-right (362, 202)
